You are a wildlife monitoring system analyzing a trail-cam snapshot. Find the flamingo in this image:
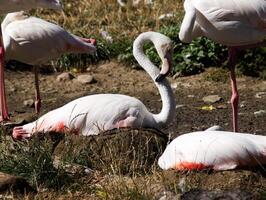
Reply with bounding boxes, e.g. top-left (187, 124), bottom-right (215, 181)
top-left (179, 0), bottom-right (266, 132)
top-left (158, 127), bottom-right (266, 171)
top-left (2, 11), bottom-right (97, 114)
top-left (12, 31), bottom-right (176, 140)
top-left (0, 0), bottom-right (62, 123)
